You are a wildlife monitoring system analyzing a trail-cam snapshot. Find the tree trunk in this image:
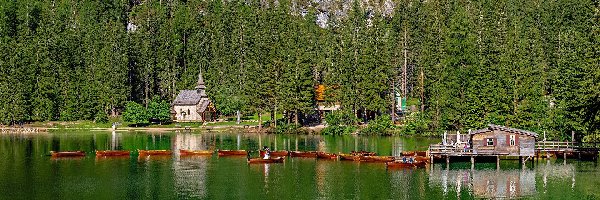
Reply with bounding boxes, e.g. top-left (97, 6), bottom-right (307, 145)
top-left (294, 110), bottom-right (299, 125)
top-left (403, 27), bottom-right (408, 107)
top-left (271, 108), bottom-right (276, 128)
top-left (420, 69), bottom-right (425, 112)
top-left (391, 79), bottom-right (396, 122)
top-left (258, 112), bottom-right (262, 129)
